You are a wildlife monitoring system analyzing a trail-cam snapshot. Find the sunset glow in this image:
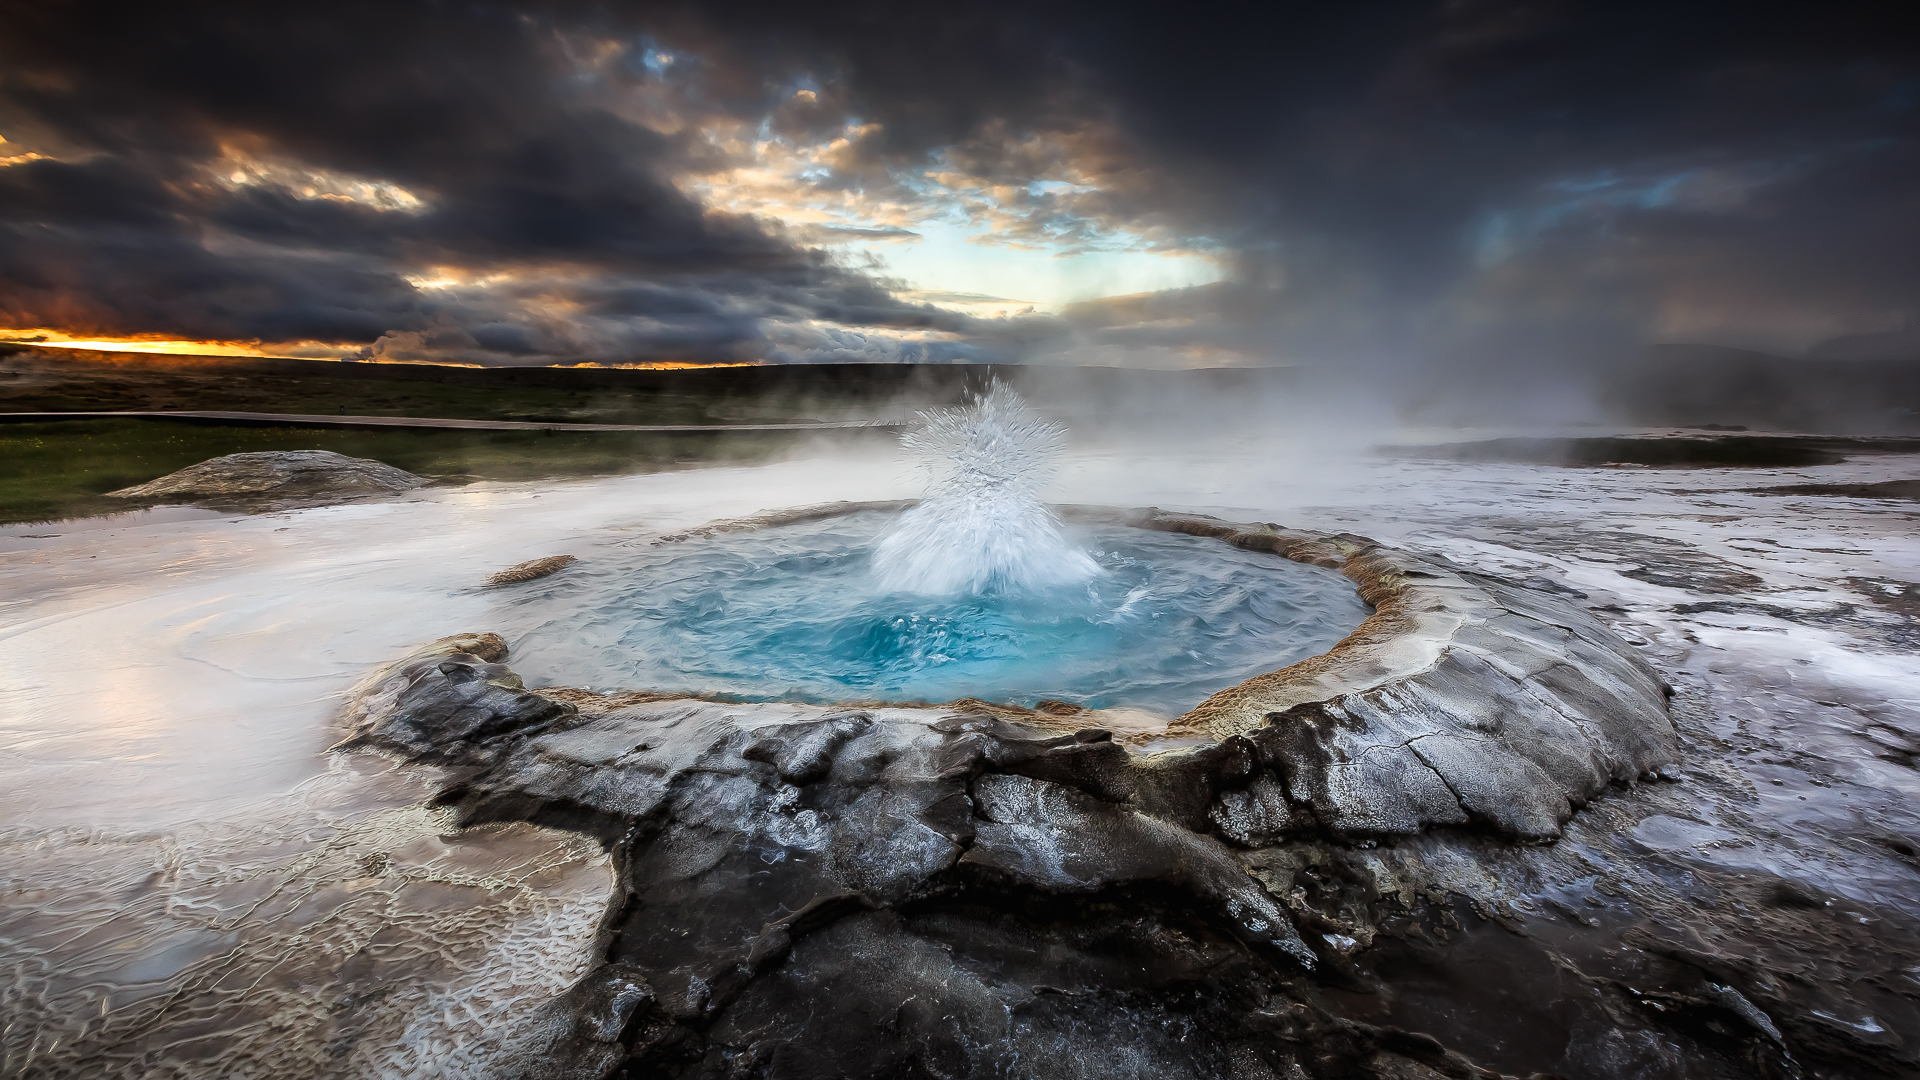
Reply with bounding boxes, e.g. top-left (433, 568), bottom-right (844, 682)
top-left (0, 330), bottom-right (347, 359)
top-left (550, 360), bottom-right (762, 370)
top-left (0, 329), bottom-right (766, 370)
